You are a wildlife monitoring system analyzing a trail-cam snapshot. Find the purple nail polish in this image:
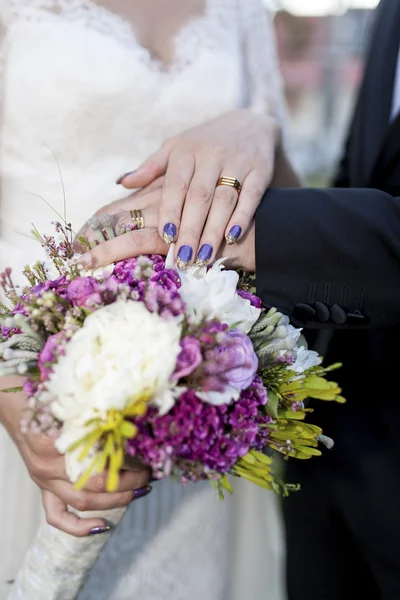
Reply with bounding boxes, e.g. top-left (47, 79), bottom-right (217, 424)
top-left (89, 525), bottom-right (112, 536)
top-left (116, 170), bottom-right (136, 185)
top-left (162, 222), bottom-right (177, 244)
top-left (132, 485), bottom-right (152, 501)
top-left (176, 245), bottom-right (193, 269)
top-left (196, 244), bottom-right (213, 266)
top-left (226, 225), bottom-right (242, 245)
